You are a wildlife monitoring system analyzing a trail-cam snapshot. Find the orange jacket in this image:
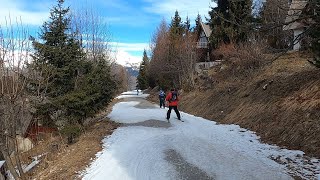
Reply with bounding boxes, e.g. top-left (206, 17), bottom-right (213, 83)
top-left (165, 91), bottom-right (179, 106)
